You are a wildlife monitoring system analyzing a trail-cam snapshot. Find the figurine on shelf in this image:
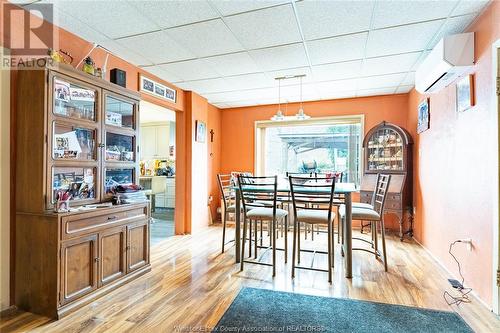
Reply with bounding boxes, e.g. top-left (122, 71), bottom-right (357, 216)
top-left (54, 190), bottom-right (70, 213)
top-left (48, 48), bottom-right (64, 63)
top-left (82, 56), bottom-right (95, 75)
